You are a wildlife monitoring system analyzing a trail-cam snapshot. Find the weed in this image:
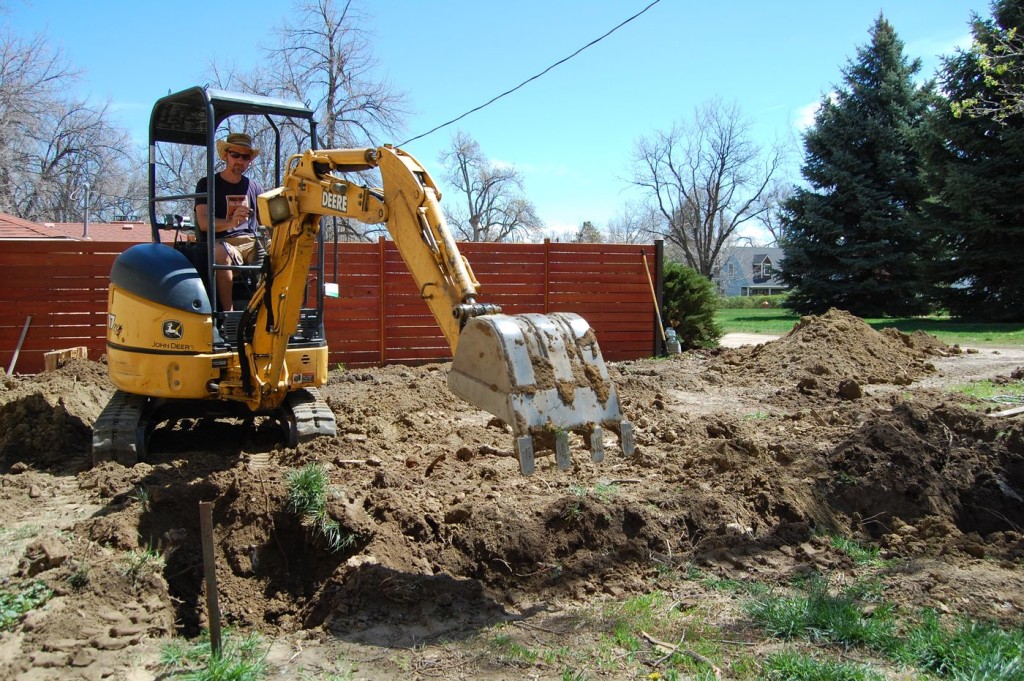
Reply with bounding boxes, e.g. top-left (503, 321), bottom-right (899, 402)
top-left (762, 649), bottom-right (886, 680)
top-left (66, 563), bottom-right (91, 589)
top-left (568, 484), bottom-right (588, 497)
top-left (161, 629), bottom-right (268, 680)
top-left (948, 378), bottom-right (1024, 403)
top-left (491, 632), bottom-right (539, 663)
top-left (286, 463), bottom-right (356, 553)
top-left (120, 546), bottom-right (165, 587)
top-left (0, 580), bottom-right (52, 631)
top-left (561, 502), bottom-right (584, 523)
top-left (592, 482), bottom-right (619, 503)
top-left (742, 411), bottom-right (771, 421)
top-left (745, 575), bottom-right (897, 650)
top-left (896, 609), bottom-right (1024, 678)
top-left (131, 486), bottom-right (151, 511)
top-left (828, 535), bottom-right (890, 567)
